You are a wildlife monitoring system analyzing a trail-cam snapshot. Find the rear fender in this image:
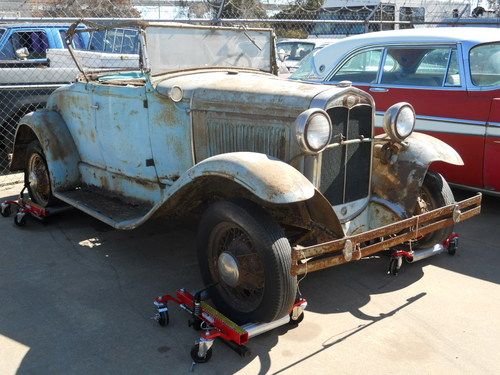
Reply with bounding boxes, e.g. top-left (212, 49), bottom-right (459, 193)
top-left (10, 110), bottom-right (80, 191)
top-left (372, 132), bottom-right (463, 213)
